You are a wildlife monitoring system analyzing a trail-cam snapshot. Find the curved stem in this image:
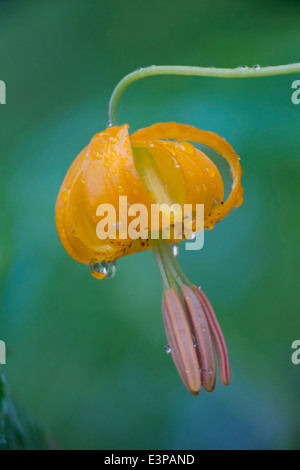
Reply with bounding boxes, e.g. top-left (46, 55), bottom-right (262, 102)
top-left (108, 63), bottom-right (300, 125)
